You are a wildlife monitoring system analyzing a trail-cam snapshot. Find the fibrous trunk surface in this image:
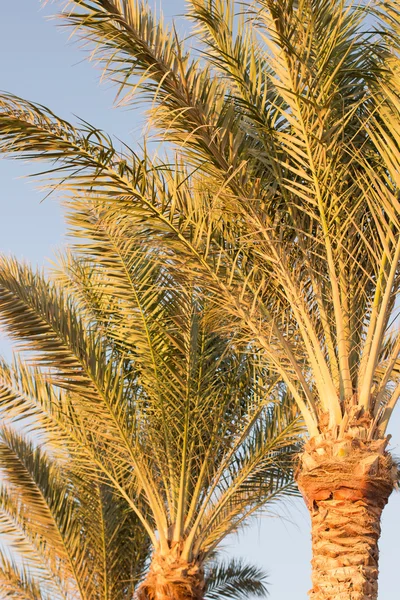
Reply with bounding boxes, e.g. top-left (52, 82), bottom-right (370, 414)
top-left (137, 548), bottom-right (204, 600)
top-left (297, 432), bottom-right (396, 600)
